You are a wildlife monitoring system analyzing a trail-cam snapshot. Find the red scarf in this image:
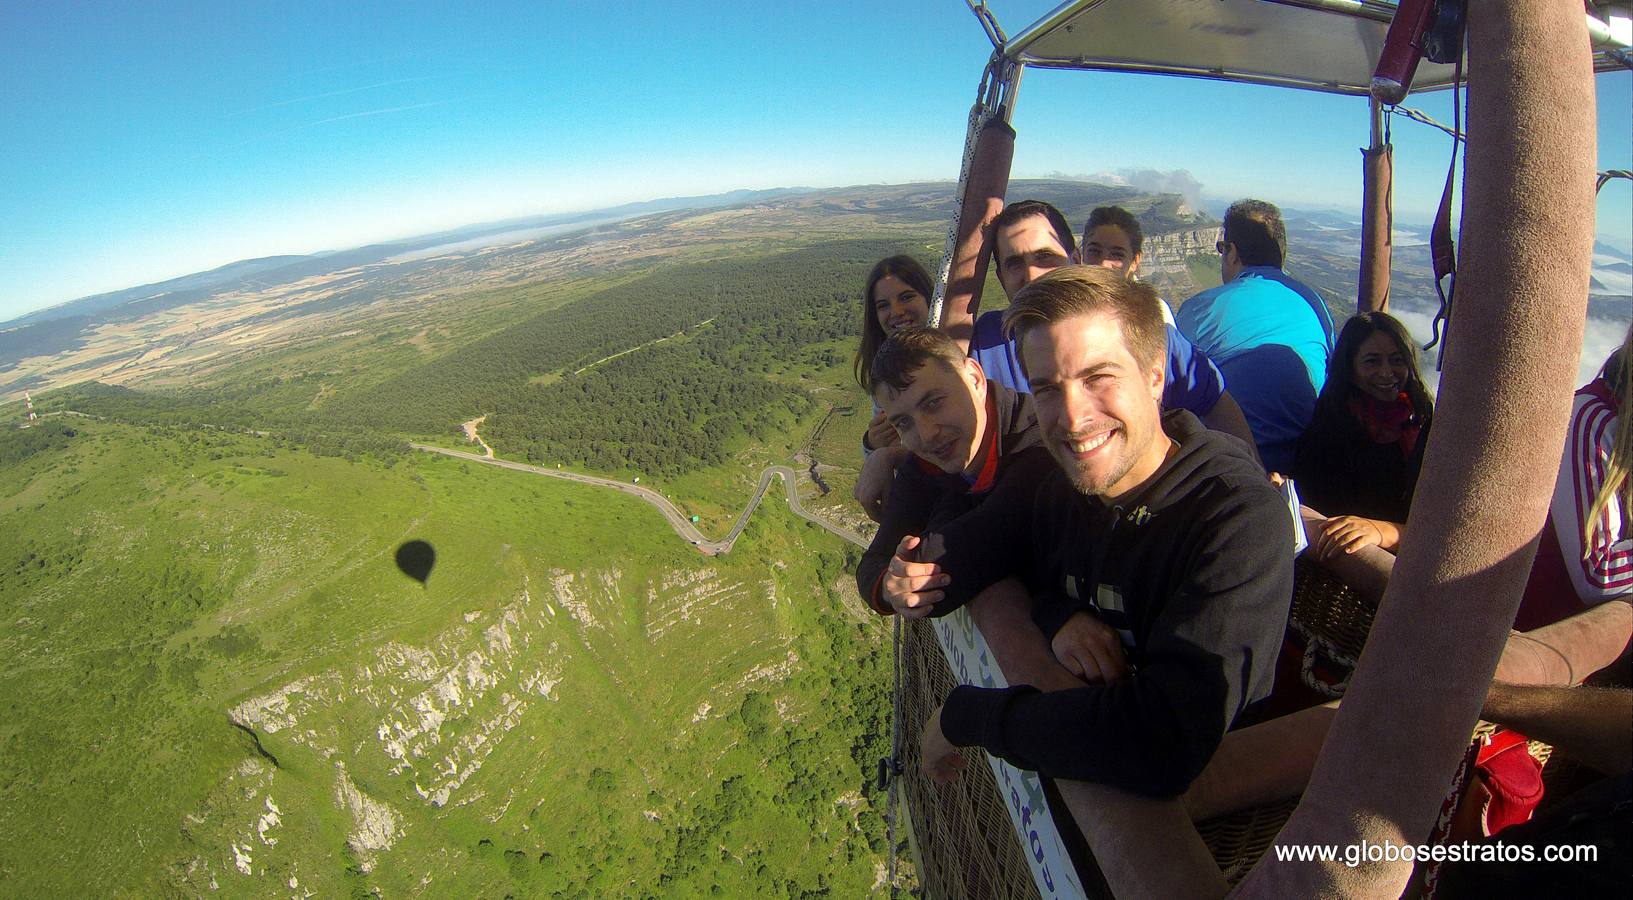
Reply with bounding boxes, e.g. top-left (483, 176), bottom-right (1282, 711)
top-left (1348, 390), bottom-right (1421, 459)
